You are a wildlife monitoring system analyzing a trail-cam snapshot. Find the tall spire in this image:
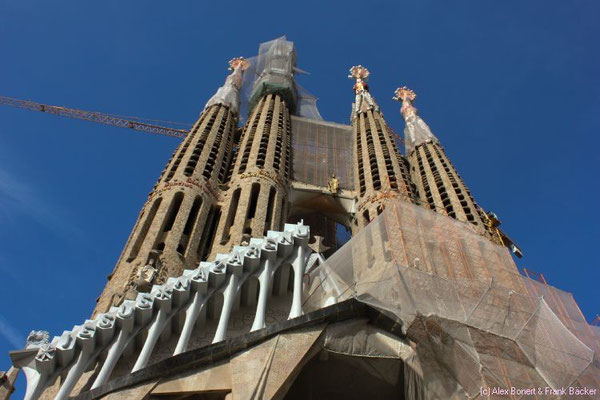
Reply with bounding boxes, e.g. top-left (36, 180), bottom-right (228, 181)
top-left (395, 85), bottom-right (494, 238)
top-left (93, 59), bottom-right (243, 315)
top-left (348, 66), bottom-right (417, 235)
top-left (393, 86), bottom-right (438, 155)
top-left (348, 65), bottom-right (379, 117)
top-left (204, 57), bottom-right (249, 115)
